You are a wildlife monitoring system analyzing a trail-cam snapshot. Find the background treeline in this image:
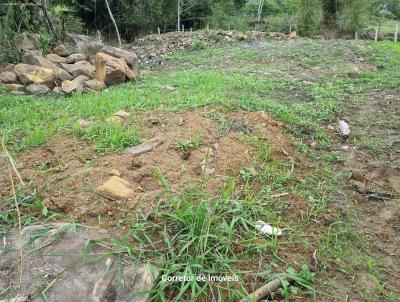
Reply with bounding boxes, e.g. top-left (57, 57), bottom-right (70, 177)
top-left (1, 0), bottom-right (399, 58)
